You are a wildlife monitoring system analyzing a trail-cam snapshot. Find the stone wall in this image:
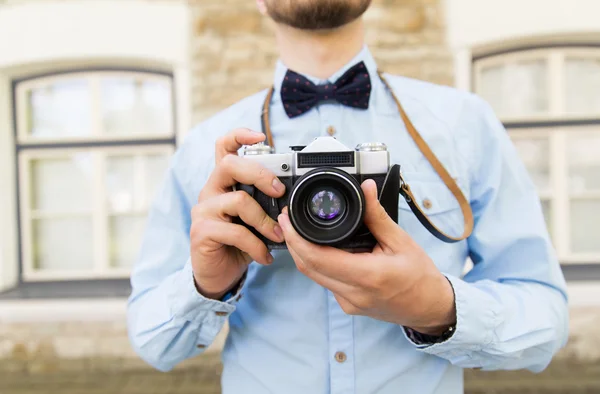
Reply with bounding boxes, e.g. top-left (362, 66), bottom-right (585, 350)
top-left (1, 307), bottom-right (599, 393)
top-left (0, 319), bottom-right (228, 375)
top-left (189, 0), bottom-right (453, 124)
